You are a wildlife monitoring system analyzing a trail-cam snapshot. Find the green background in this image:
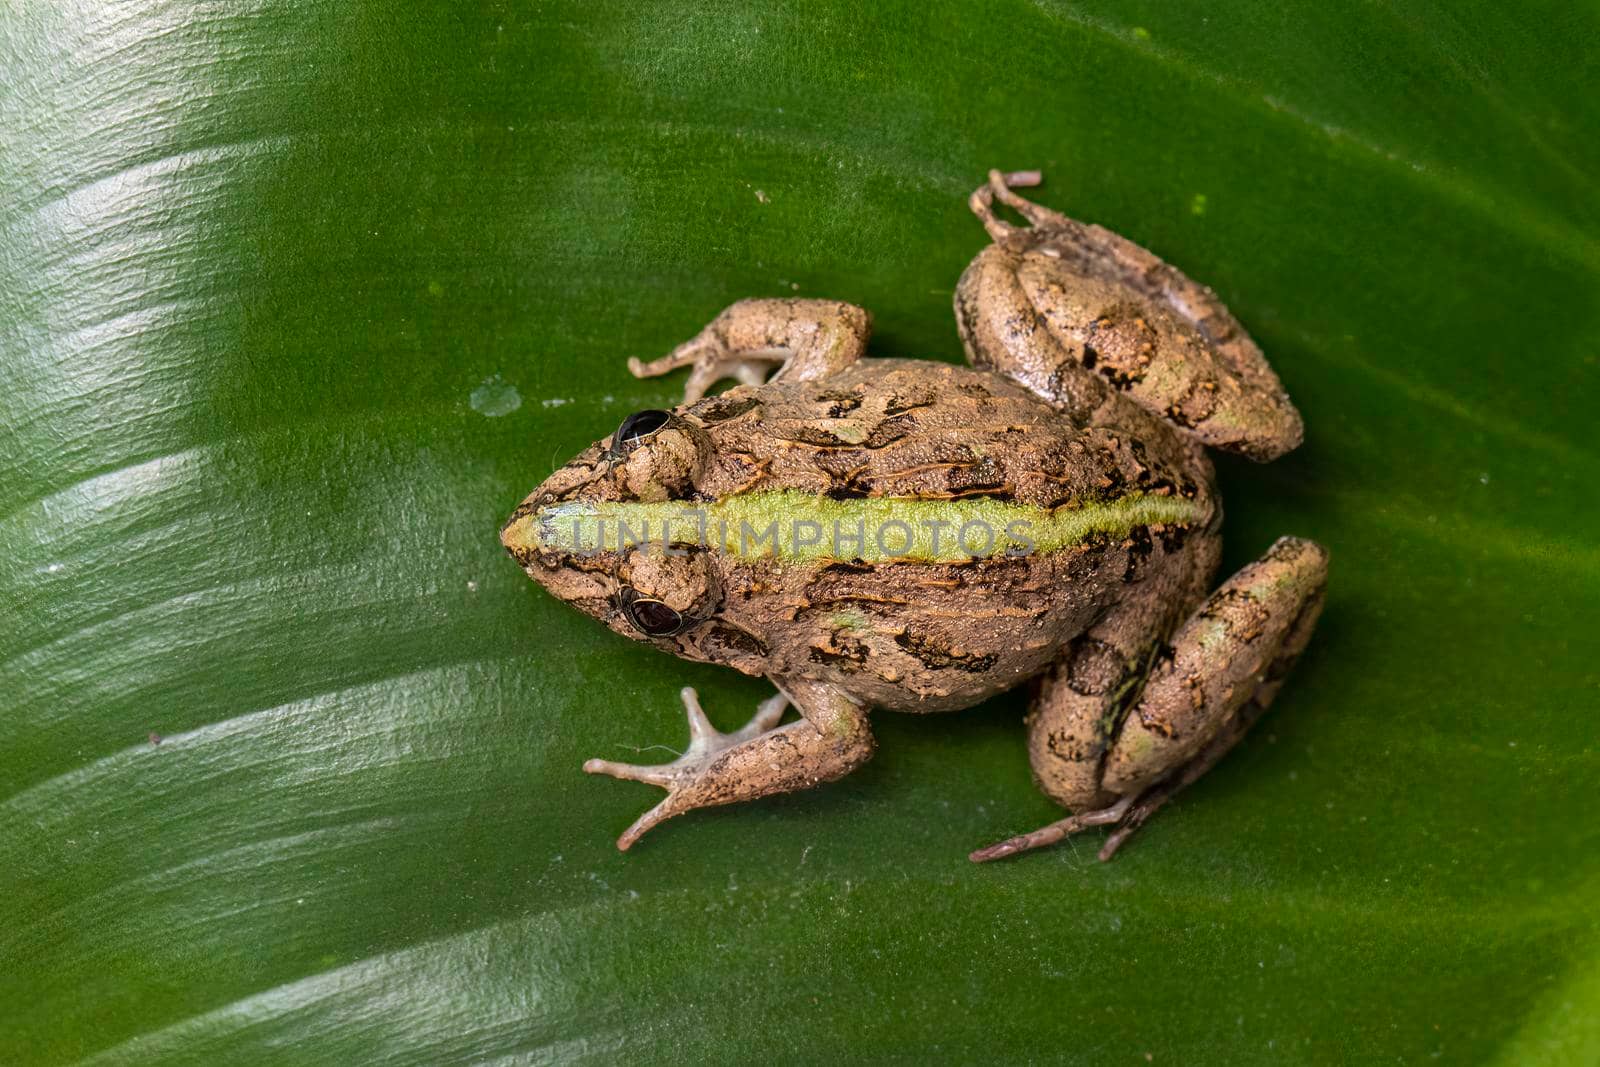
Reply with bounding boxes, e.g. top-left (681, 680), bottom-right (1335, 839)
top-left (3, 2), bottom-right (1596, 1063)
